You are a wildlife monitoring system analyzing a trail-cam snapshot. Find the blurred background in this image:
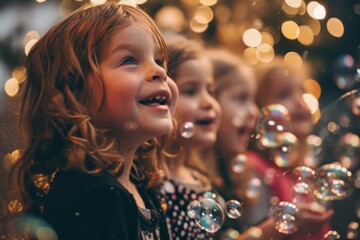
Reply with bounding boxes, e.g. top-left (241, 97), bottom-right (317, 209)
top-left (1, 0), bottom-right (360, 204)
